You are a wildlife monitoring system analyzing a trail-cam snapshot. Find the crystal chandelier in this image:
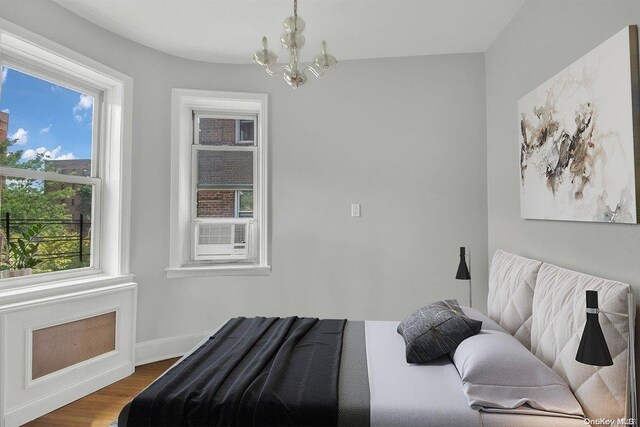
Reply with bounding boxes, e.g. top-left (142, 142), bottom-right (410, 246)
top-left (253, 0), bottom-right (337, 89)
